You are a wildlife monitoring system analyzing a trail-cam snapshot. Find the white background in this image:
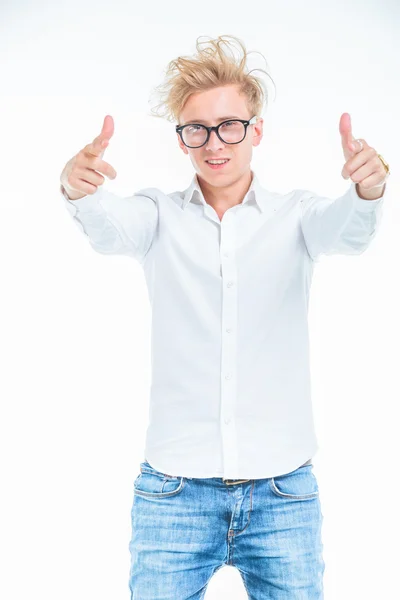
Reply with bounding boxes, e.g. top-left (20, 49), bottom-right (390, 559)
top-left (1, 0), bottom-right (399, 598)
